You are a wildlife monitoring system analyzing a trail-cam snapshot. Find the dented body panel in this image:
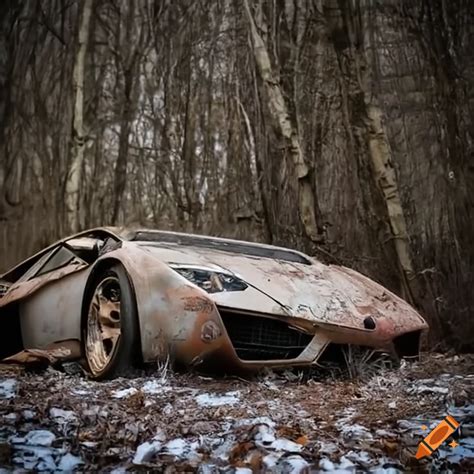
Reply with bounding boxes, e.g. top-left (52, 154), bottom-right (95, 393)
top-left (20, 270), bottom-right (88, 348)
top-left (0, 227), bottom-right (428, 372)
